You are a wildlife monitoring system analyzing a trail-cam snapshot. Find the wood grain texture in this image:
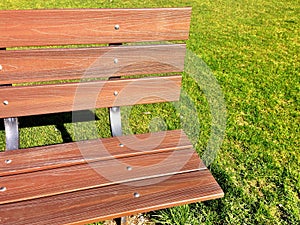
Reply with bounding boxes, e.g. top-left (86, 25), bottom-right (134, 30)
top-left (0, 75), bottom-right (181, 118)
top-left (0, 8), bottom-right (192, 48)
top-left (0, 44), bottom-right (186, 84)
top-left (0, 130), bottom-right (191, 176)
top-left (0, 170), bottom-right (224, 225)
top-left (0, 149), bottom-right (204, 204)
